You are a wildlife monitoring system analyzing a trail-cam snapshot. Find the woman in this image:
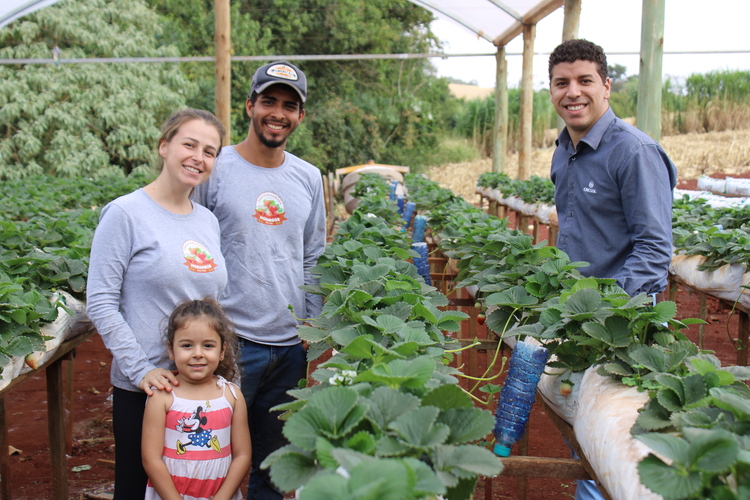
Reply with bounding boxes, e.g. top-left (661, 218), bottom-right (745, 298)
top-left (86, 108), bottom-right (228, 499)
